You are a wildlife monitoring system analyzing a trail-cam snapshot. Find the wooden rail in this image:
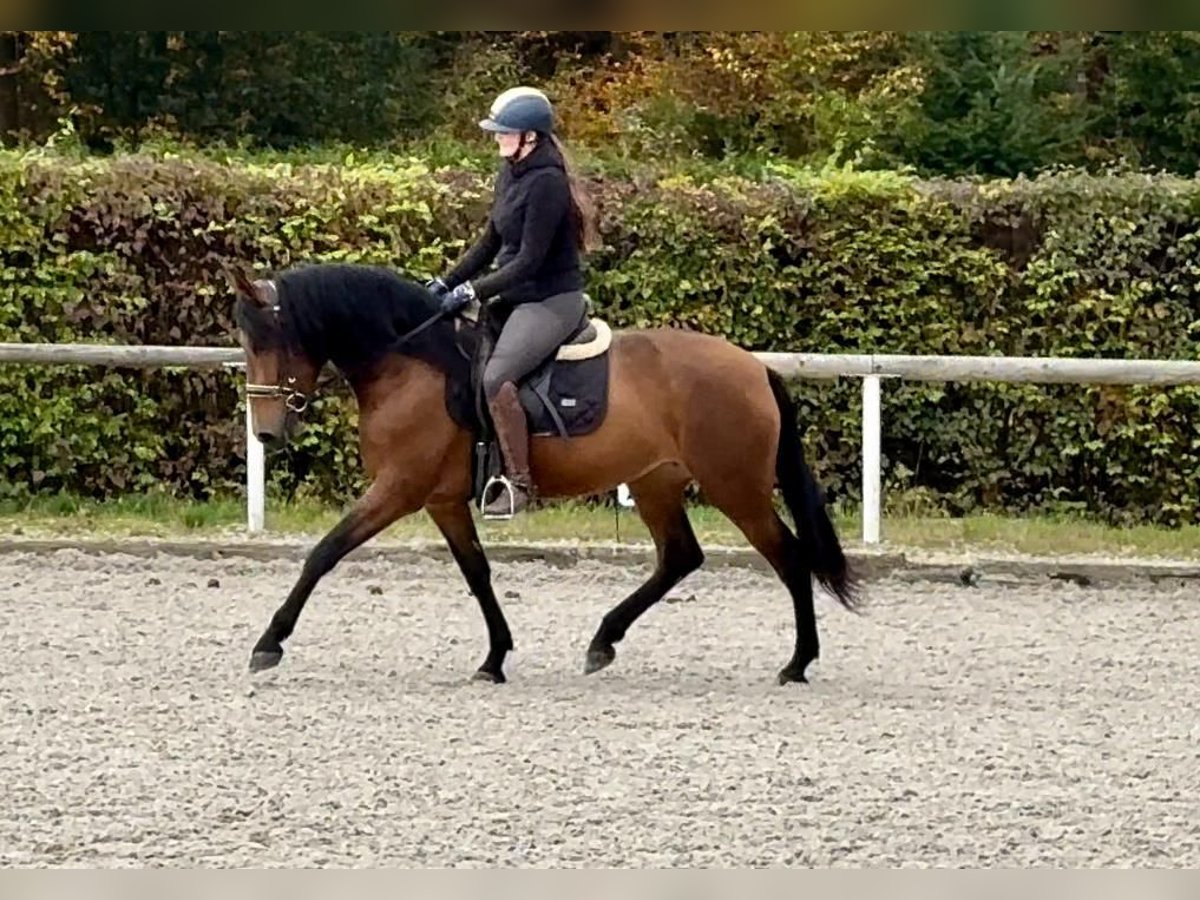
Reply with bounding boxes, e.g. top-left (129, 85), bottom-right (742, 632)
top-left (5, 342), bottom-right (1200, 541)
